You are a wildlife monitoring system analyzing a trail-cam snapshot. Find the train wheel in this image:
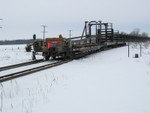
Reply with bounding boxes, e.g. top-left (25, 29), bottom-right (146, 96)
top-left (43, 52), bottom-right (50, 61)
top-left (52, 56), bottom-right (56, 60)
top-left (62, 53), bottom-right (67, 60)
top-left (68, 52), bottom-right (74, 59)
